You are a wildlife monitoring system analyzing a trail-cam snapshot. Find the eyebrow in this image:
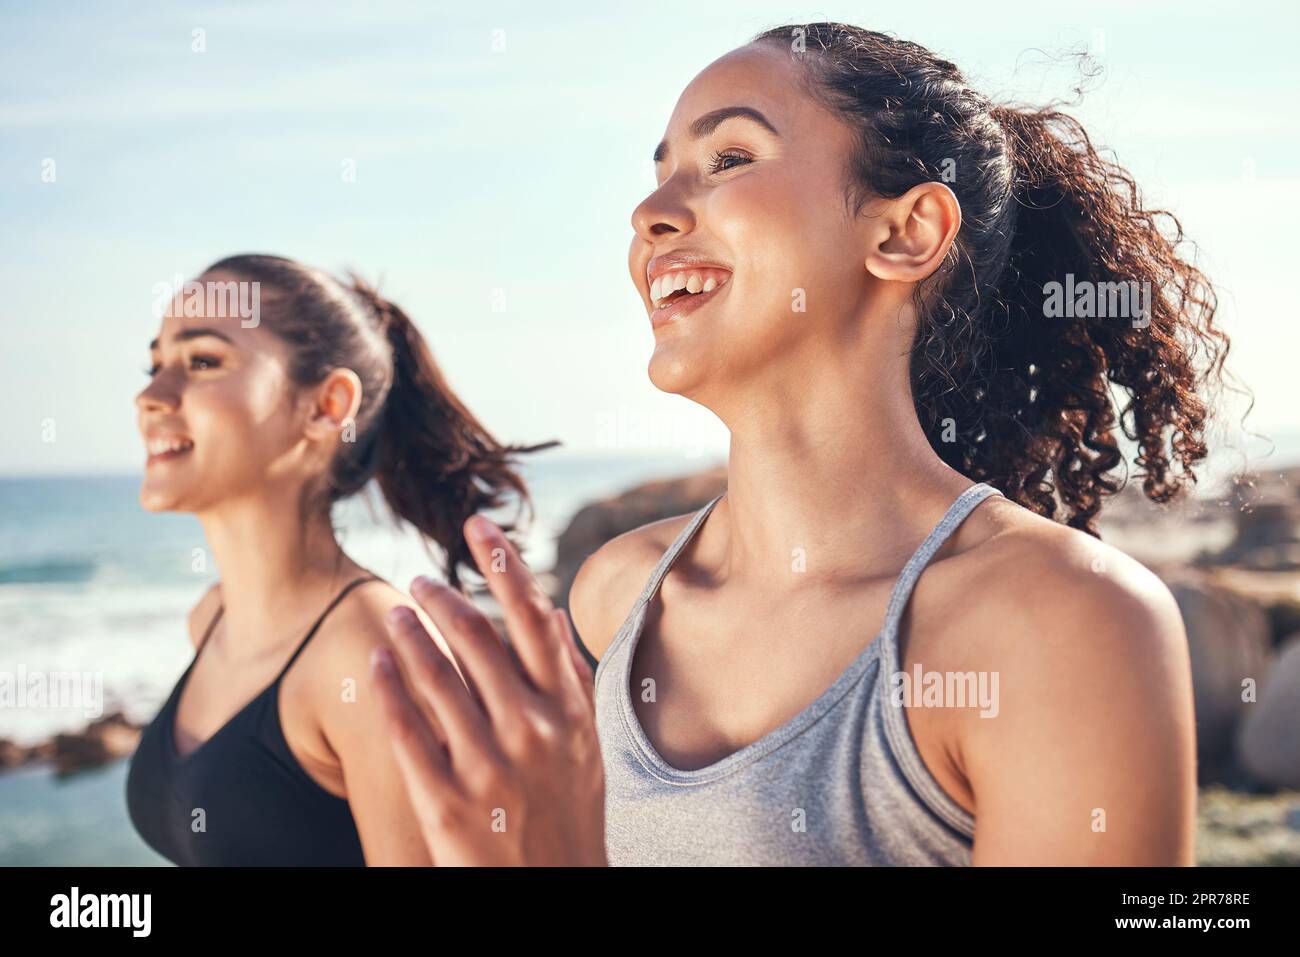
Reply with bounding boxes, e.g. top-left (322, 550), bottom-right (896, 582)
top-left (653, 106), bottom-right (780, 163)
top-left (148, 327), bottom-right (235, 351)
